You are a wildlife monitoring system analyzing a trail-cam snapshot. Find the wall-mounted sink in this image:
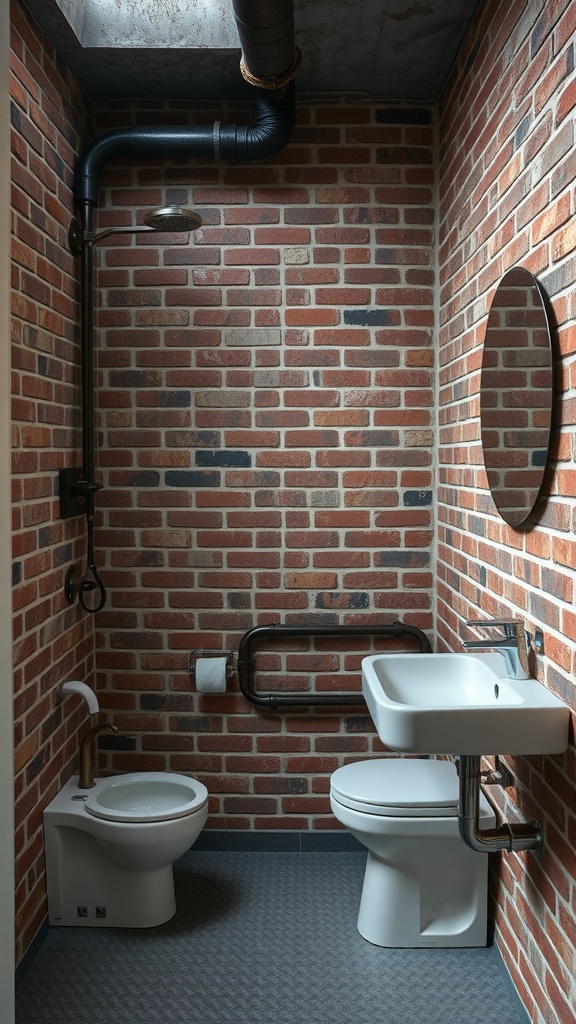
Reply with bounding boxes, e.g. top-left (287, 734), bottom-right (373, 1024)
top-left (362, 652), bottom-right (570, 755)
